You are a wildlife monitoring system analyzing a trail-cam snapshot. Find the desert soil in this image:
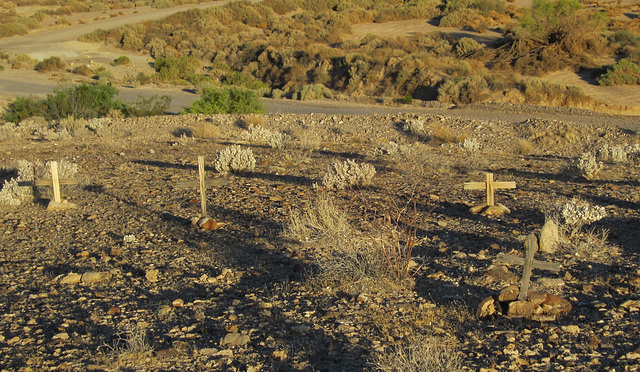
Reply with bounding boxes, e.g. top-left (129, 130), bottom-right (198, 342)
top-left (0, 109), bottom-right (640, 371)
